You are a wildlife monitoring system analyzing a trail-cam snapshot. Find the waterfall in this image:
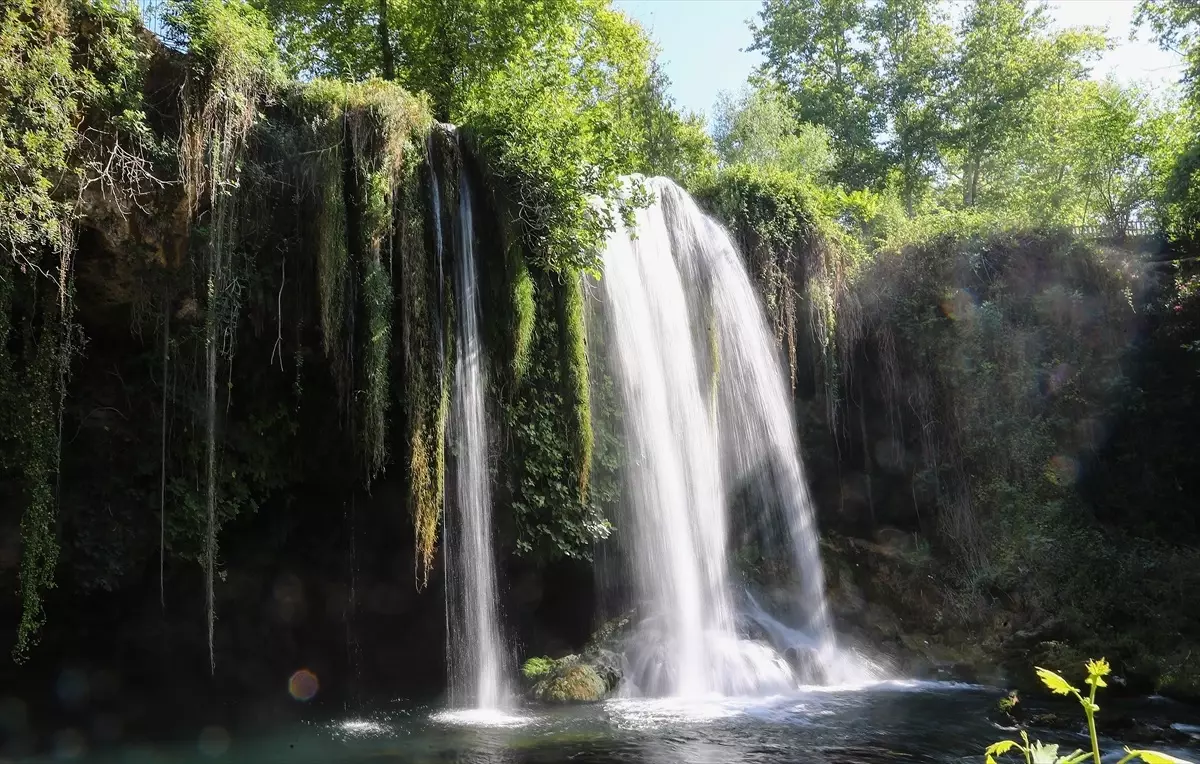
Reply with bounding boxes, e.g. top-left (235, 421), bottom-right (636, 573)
top-left (445, 163), bottom-right (510, 709)
top-left (600, 177), bottom-right (860, 697)
top-left (656, 180), bottom-right (832, 644)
